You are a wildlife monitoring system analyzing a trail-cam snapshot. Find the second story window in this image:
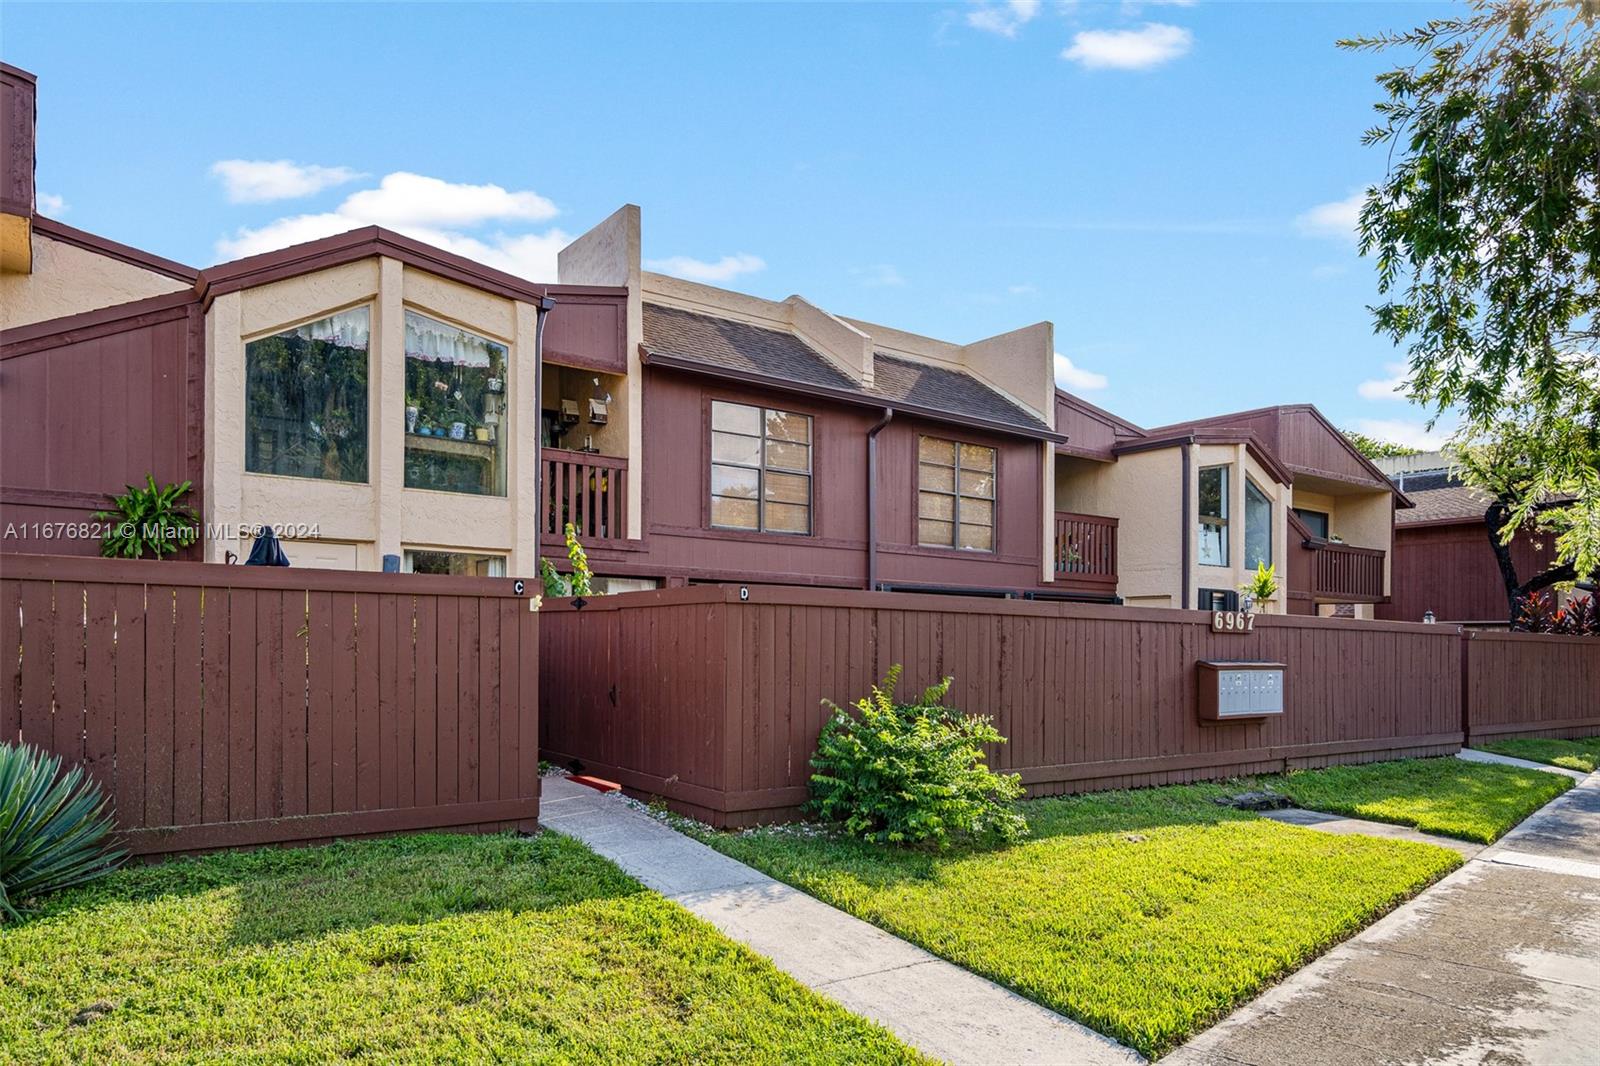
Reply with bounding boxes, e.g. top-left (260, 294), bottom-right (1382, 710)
top-left (1198, 464), bottom-right (1229, 566)
top-left (710, 400), bottom-right (811, 534)
top-left (1245, 477), bottom-right (1273, 569)
top-left (245, 306), bottom-right (370, 484)
top-left (403, 311), bottom-right (508, 497)
top-left (918, 437), bottom-right (996, 551)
